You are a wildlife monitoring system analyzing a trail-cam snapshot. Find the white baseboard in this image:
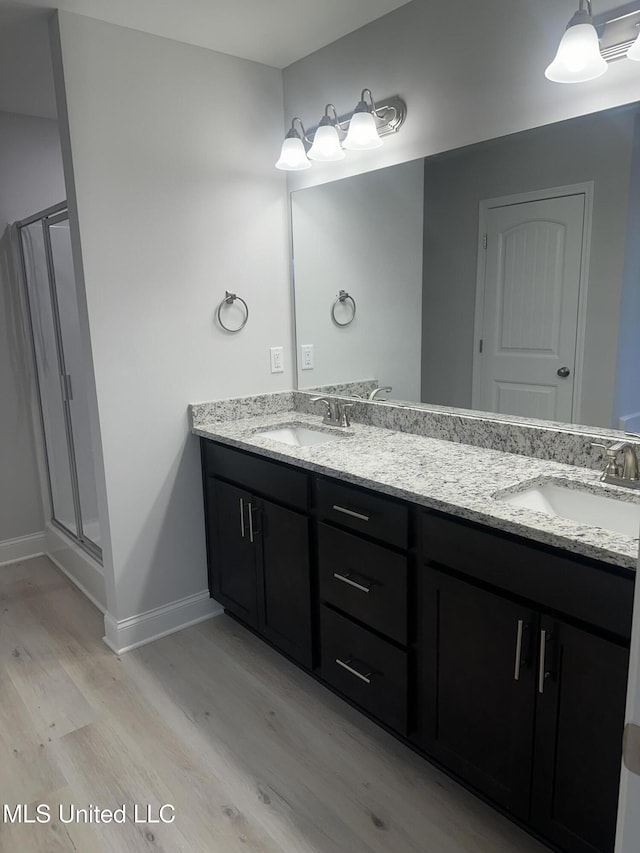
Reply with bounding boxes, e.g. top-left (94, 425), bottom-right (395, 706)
top-left (45, 523), bottom-right (106, 612)
top-left (0, 532), bottom-right (47, 567)
top-left (103, 590), bottom-right (222, 655)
